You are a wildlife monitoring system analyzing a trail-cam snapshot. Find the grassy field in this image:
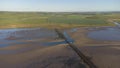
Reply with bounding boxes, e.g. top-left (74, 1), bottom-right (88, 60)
top-left (0, 12), bottom-right (119, 28)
